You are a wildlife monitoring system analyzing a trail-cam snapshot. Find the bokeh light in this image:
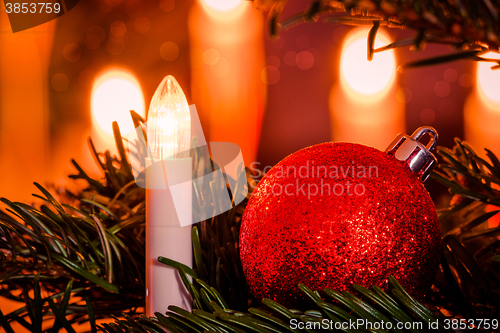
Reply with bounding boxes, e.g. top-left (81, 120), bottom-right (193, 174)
top-left (79, 69), bottom-right (95, 88)
top-left (266, 55), bottom-right (280, 68)
top-left (159, 0), bottom-right (175, 12)
top-left (434, 81), bottom-right (451, 97)
top-left (396, 87), bottom-right (412, 104)
top-left (63, 43), bottom-right (81, 62)
top-left (160, 41), bottom-right (179, 61)
top-left (459, 73), bottom-right (473, 87)
top-left (91, 69), bottom-right (145, 137)
top-left (340, 28), bottom-right (395, 97)
top-left (296, 51), bottom-right (314, 70)
top-left (134, 17), bottom-right (151, 33)
top-left (51, 73), bottom-right (70, 91)
top-left (444, 68), bottom-right (458, 82)
top-left (261, 66), bottom-right (280, 85)
top-left (203, 48), bottom-right (220, 65)
top-left (420, 108), bottom-right (436, 124)
top-left (477, 52), bottom-right (500, 106)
